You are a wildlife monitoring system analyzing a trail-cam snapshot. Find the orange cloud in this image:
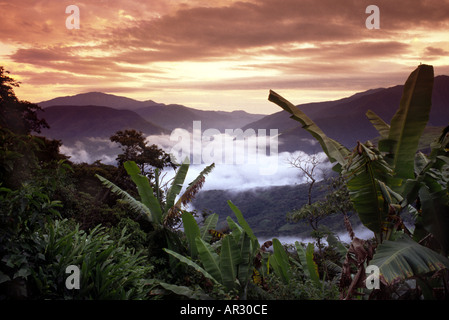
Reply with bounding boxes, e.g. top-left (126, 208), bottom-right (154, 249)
top-left (1, 0), bottom-right (449, 112)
